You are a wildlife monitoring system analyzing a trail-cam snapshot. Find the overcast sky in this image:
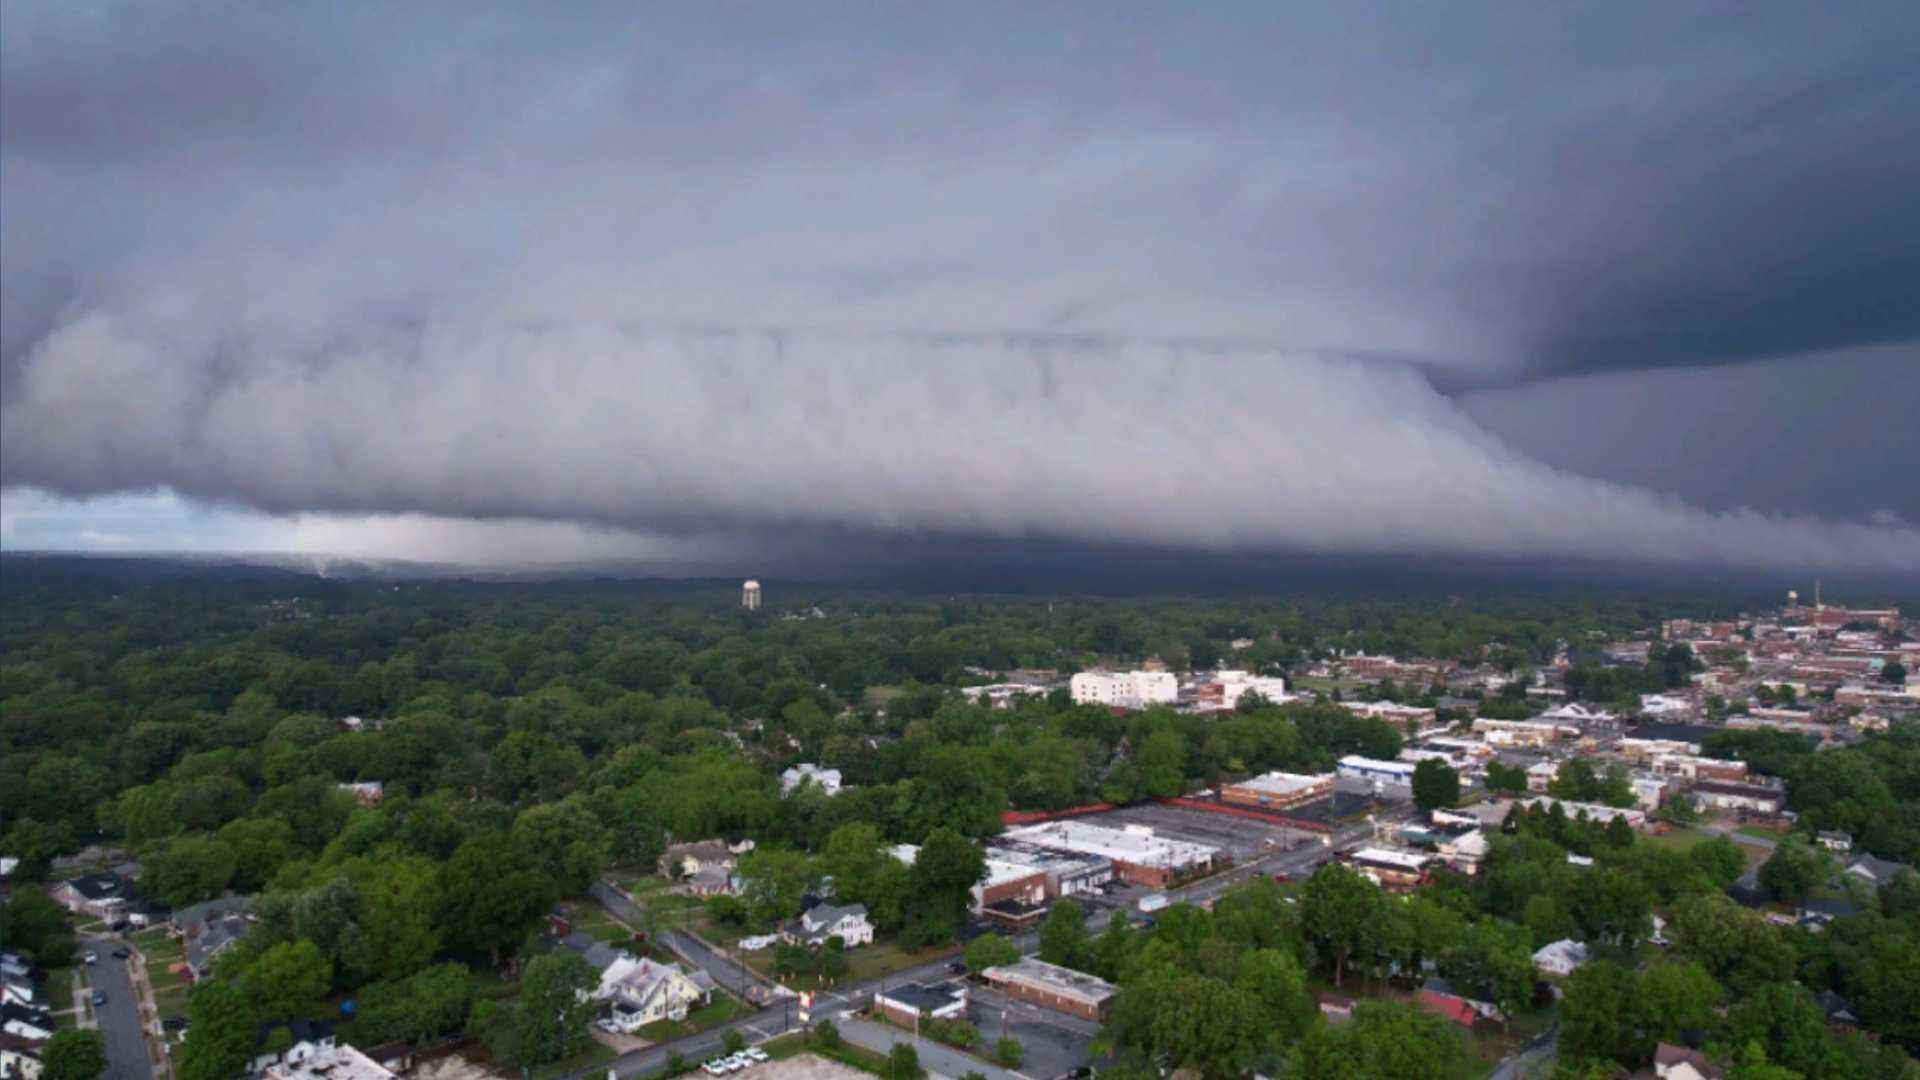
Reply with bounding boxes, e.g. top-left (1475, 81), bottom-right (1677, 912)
top-left (2, 2), bottom-right (1916, 575)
